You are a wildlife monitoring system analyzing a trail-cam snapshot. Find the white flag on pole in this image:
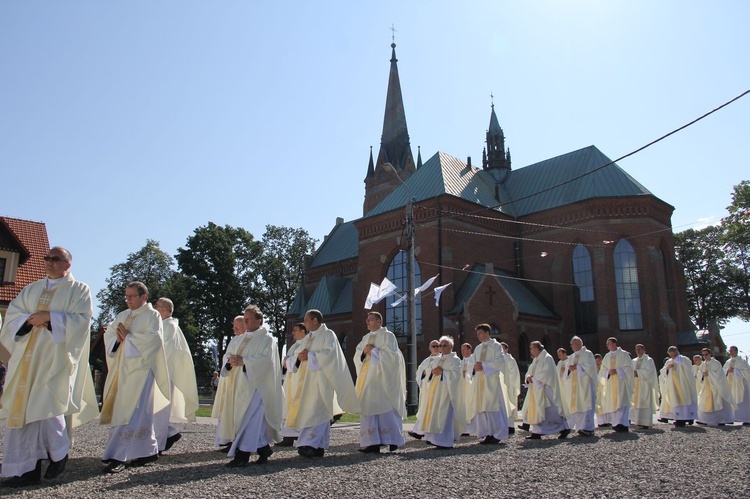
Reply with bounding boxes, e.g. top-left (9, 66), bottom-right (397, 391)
top-left (414, 273), bottom-right (439, 296)
top-left (433, 283), bottom-right (451, 306)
